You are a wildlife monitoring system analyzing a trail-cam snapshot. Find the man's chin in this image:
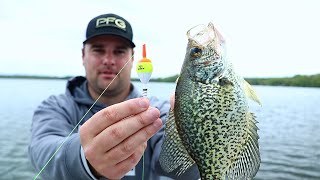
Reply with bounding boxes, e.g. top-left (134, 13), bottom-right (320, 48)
top-left (99, 79), bottom-right (117, 90)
